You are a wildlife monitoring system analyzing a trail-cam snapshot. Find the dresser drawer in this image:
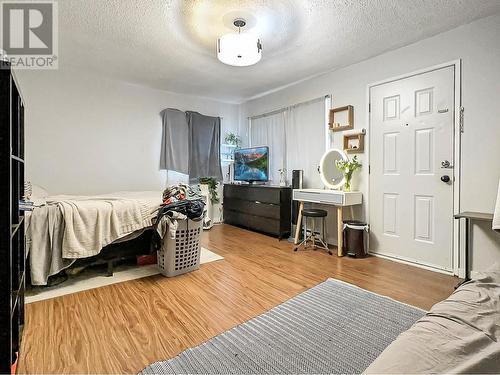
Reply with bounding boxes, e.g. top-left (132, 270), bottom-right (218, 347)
top-left (293, 189), bottom-right (344, 205)
top-left (224, 185), bottom-right (281, 205)
top-left (224, 210), bottom-right (281, 236)
top-left (224, 198), bottom-right (280, 220)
